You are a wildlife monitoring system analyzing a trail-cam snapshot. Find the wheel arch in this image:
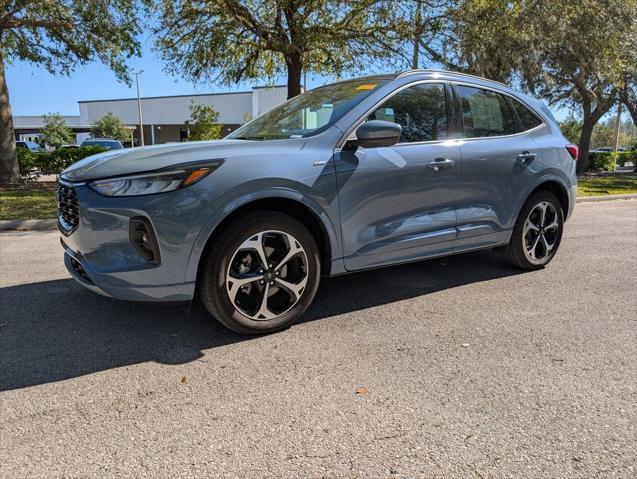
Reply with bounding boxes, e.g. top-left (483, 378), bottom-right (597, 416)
top-left (527, 180), bottom-right (571, 219)
top-left (186, 191), bottom-right (339, 283)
